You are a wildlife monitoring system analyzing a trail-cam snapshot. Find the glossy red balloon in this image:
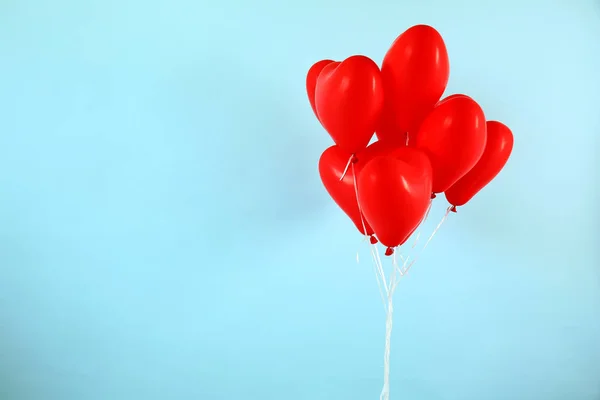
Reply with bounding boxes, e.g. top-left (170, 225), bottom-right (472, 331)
top-left (306, 59), bottom-right (335, 120)
top-left (445, 121), bottom-right (514, 207)
top-left (356, 140), bottom-right (395, 166)
top-left (436, 93), bottom-right (470, 106)
top-left (315, 55), bottom-right (385, 154)
top-left (381, 25), bottom-right (450, 136)
top-left (415, 95), bottom-right (487, 193)
top-left (357, 149), bottom-right (432, 250)
top-left (319, 145), bottom-right (374, 236)
top-left (357, 141), bottom-right (434, 210)
top-left (365, 143), bottom-right (435, 220)
top-left (375, 122), bottom-right (415, 147)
